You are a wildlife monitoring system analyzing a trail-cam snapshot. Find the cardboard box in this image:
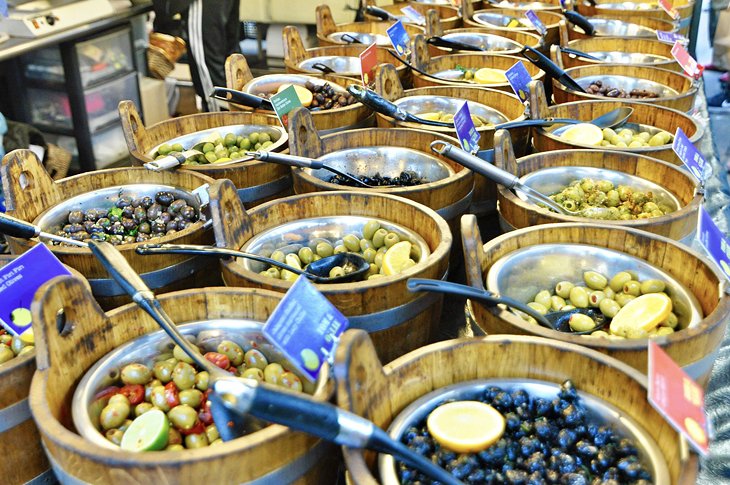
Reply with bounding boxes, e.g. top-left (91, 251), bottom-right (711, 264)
top-left (139, 76), bottom-right (170, 125)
